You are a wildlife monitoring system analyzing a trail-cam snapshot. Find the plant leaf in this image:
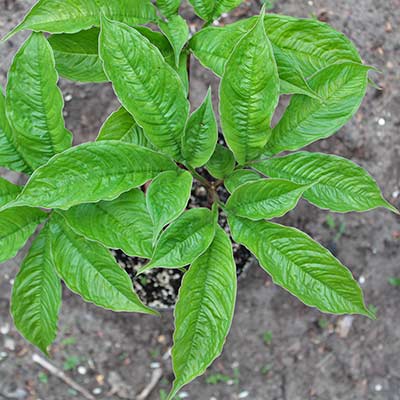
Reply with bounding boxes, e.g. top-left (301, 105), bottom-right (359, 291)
top-left (0, 207), bottom-right (46, 263)
top-left (6, 33), bottom-right (72, 171)
top-left (11, 224), bottom-right (61, 355)
top-left (169, 227), bottom-right (236, 398)
top-left (48, 28), bottom-right (107, 83)
top-left (99, 17), bottom-right (189, 160)
top-left (253, 152), bottom-right (398, 213)
top-left (224, 169), bottom-right (261, 194)
top-left (146, 170), bottom-right (193, 243)
top-left (7, 141), bottom-right (176, 211)
top-left (229, 216), bottom-right (373, 317)
top-left (206, 144), bottom-right (235, 179)
top-left (265, 63), bottom-right (369, 155)
top-left (182, 89), bottom-right (218, 168)
top-left (0, 87), bottom-right (30, 174)
top-left (62, 189), bottom-right (154, 258)
top-left (4, 0), bottom-right (157, 40)
top-left (140, 208), bottom-right (217, 273)
top-left (157, 0), bottom-right (181, 17)
top-left (0, 177), bottom-right (21, 208)
top-left (160, 15), bottom-right (189, 67)
top-left (188, 0), bottom-right (243, 22)
top-left (220, 14), bottom-right (279, 164)
top-left (226, 179), bottom-right (311, 220)
top-left (49, 213), bottom-right (156, 314)
top-left (97, 107), bottom-right (154, 148)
